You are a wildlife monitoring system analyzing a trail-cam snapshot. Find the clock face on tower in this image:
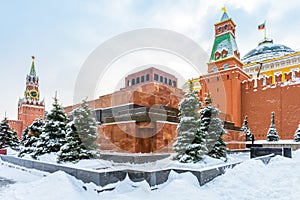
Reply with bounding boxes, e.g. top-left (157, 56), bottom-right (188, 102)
top-left (29, 90), bottom-right (38, 99)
